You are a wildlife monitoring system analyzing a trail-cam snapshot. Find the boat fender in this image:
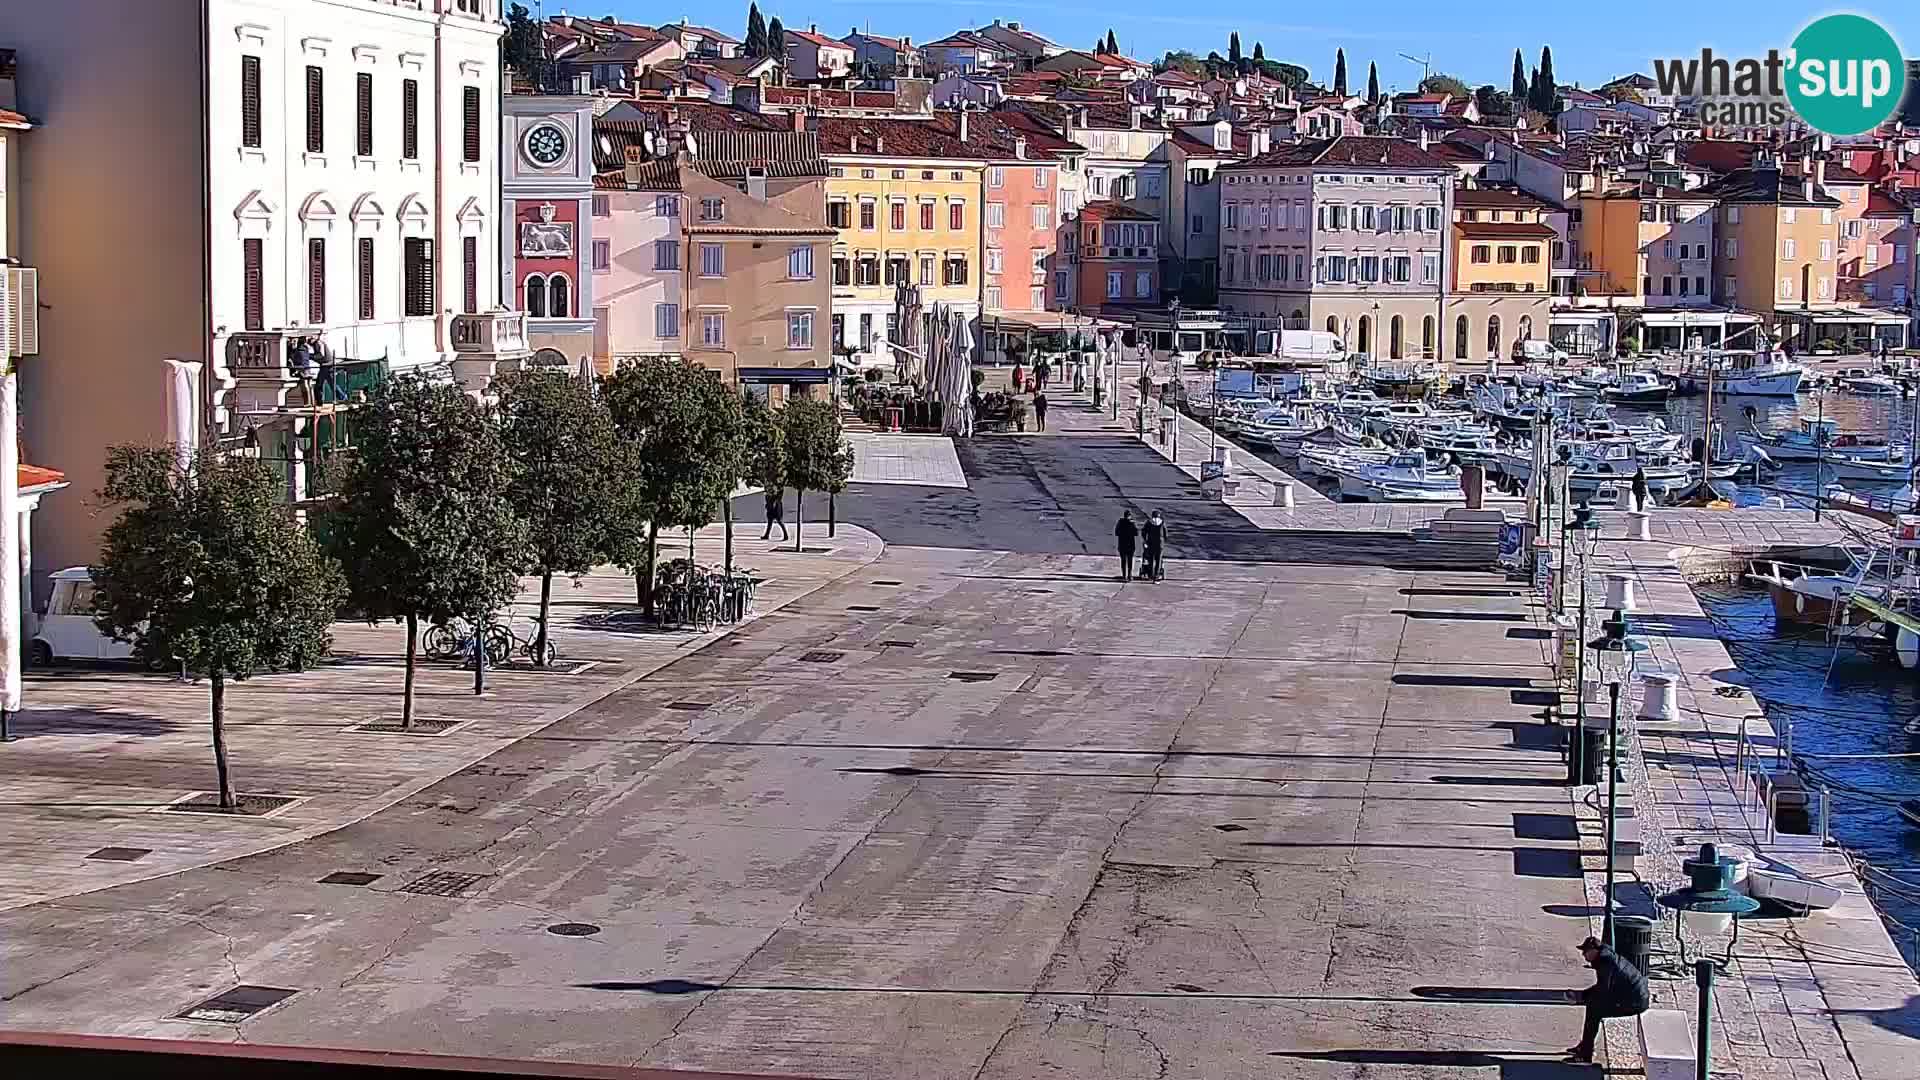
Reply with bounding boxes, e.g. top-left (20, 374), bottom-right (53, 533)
top-left (1795, 594), bottom-right (1806, 616)
top-left (1899, 627), bottom-right (1919, 671)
